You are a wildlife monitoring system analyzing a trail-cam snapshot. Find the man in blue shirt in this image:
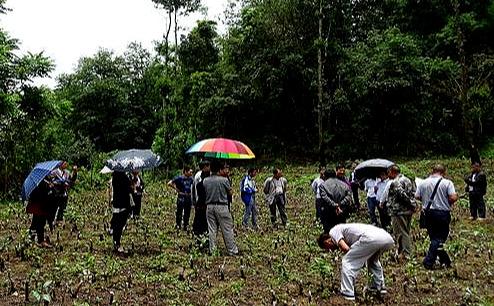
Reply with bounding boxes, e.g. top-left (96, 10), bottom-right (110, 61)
top-left (241, 168), bottom-right (259, 230)
top-left (168, 166), bottom-right (194, 231)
